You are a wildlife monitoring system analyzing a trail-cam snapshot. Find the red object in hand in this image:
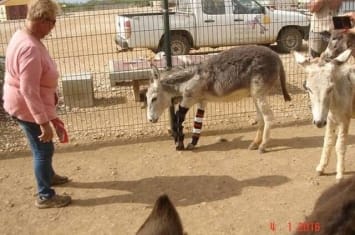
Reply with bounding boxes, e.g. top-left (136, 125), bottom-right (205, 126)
top-left (51, 118), bottom-right (69, 143)
top-left (54, 92), bottom-right (59, 105)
